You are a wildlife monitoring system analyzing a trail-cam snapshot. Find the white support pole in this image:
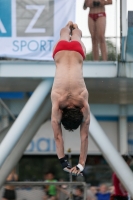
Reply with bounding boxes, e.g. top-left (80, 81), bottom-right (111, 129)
top-left (0, 79), bottom-right (53, 167)
top-left (119, 106), bottom-right (128, 154)
top-left (0, 98), bottom-right (51, 187)
top-left (121, 0), bottom-right (127, 37)
top-left (89, 112), bottom-right (133, 197)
